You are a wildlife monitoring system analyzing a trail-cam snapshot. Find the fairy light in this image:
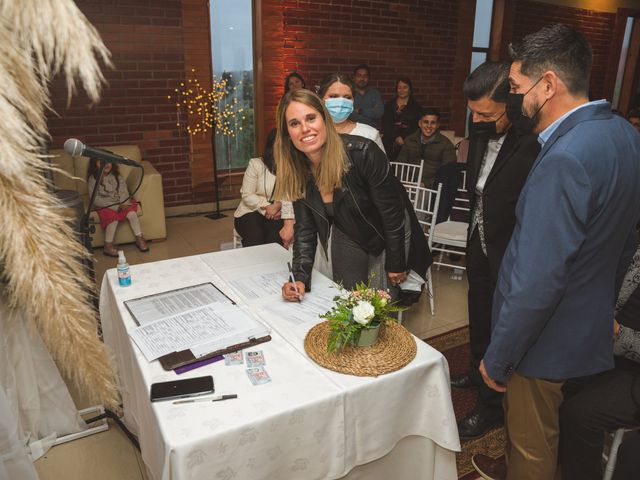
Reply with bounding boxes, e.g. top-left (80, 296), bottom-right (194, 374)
top-left (168, 68), bottom-right (243, 137)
